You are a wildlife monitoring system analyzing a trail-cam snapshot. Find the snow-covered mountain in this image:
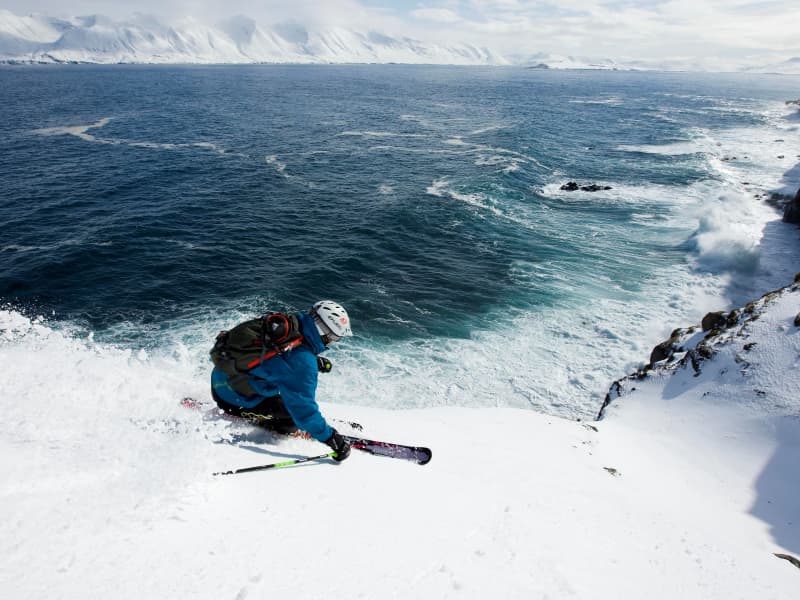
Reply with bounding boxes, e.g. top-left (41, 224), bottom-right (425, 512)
top-left (742, 56), bottom-right (800, 75)
top-left (3, 10), bottom-right (799, 72)
top-left (512, 52), bottom-right (631, 71)
top-left (0, 10), bottom-right (504, 65)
